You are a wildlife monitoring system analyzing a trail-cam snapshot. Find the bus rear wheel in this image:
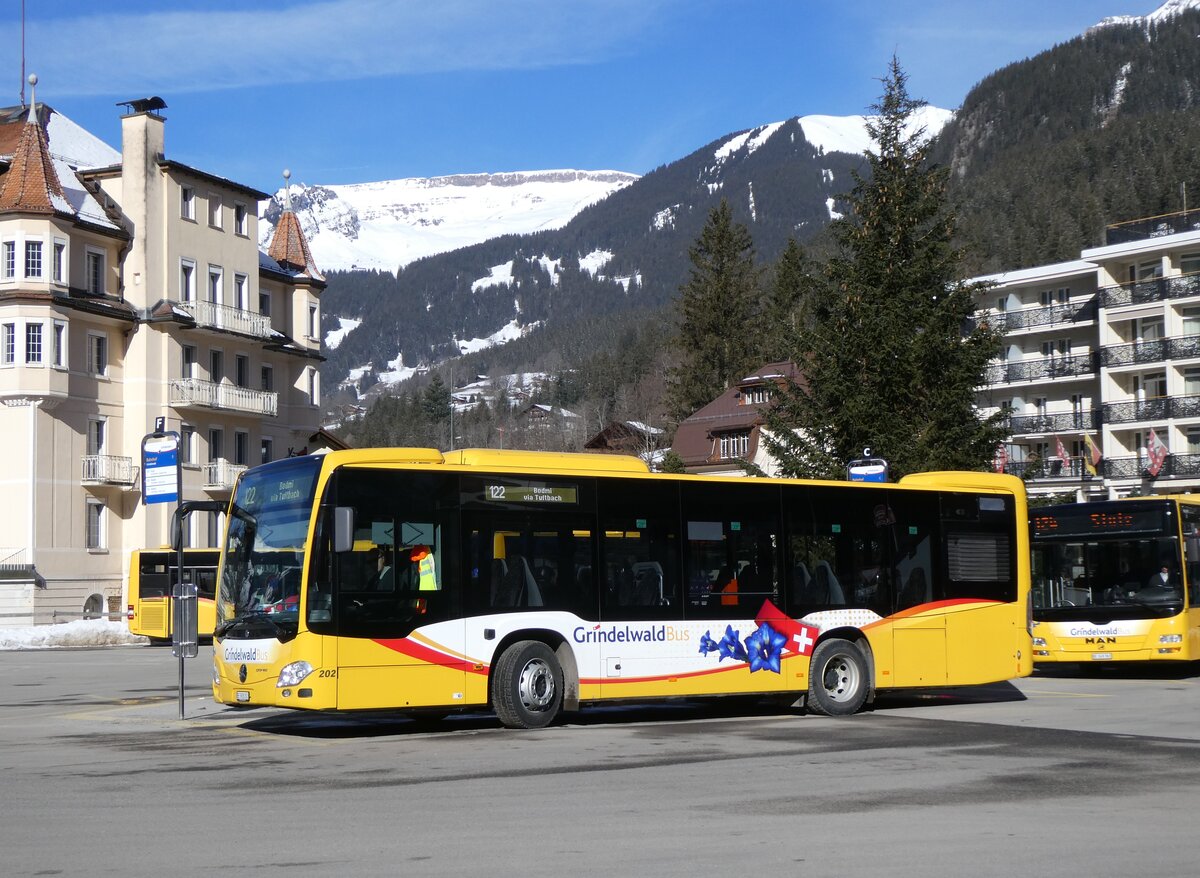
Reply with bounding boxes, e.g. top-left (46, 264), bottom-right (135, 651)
top-left (807, 637), bottom-right (869, 716)
top-left (492, 640), bottom-right (563, 730)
